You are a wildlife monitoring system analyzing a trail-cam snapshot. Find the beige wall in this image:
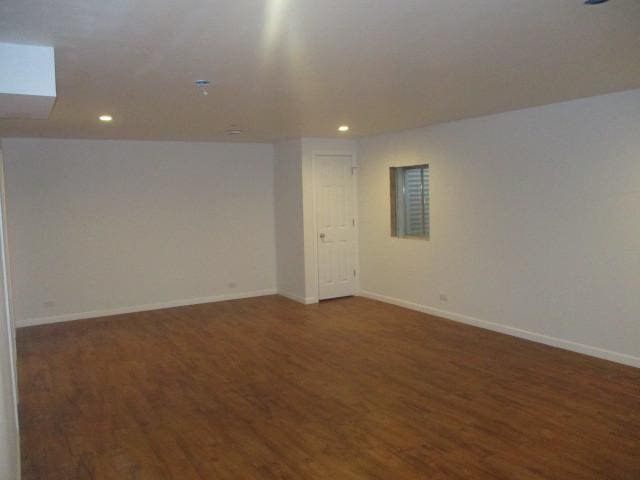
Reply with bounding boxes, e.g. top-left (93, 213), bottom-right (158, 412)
top-left (3, 138), bottom-right (277, 325)
top-left (357, 89), bottom-right (640, 367)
